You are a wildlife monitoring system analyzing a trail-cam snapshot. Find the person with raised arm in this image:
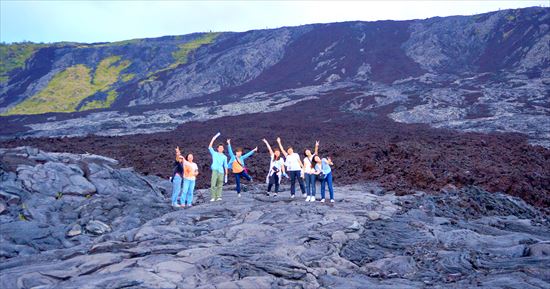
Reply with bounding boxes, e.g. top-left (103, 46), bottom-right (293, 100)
top-left (208, 133), bottom-right (228, 202)
top-left (263, 138), bottom-right (287, 197)
top-left (276, 137), bottom-right (305, 198)
top-left (303, 141), bottom-right (319, 202)
top-left (170, 147), bottom-right (185, 207)
top-left (227, 139), bottom-right (258, 197)
top-left (313, 155), bottom-right (335, 203)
